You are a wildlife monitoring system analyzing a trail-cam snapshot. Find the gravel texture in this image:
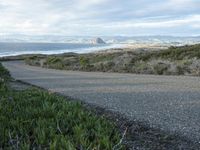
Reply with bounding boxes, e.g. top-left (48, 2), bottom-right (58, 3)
top-left (3, 61), bottom-right (200, 145)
